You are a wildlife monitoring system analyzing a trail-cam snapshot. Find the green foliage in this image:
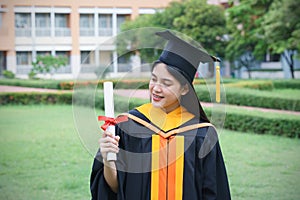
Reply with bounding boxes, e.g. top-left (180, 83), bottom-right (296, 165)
top-left (194, 85), bottom-right (300, 111)
top-left (1, 92), bottom-right (299, 138)
top-left (226, 80), bottom-right (274, 90)
top-left (226, 0), bottom-right (272, 61)
top-left (272, 79), bottom-right (300, 89)
top-left (2, 70), bottom-right (15, 79)
top-left (0, 78), bottom-right (62, 89)
top-left (119, 0), bottom-right (227, 61)
top-left (263, 0), bottom-right (300, 53)
top-left (262, 0), bottom-right (300, 78)
top-left (173, 0), bottom-right (227, 57)
top-left (30, 55), bottom-right (68, 77)
top-left (0, 92), bottom-right (72, 105)
top-left (206, 108), bottom-right (300, 138)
